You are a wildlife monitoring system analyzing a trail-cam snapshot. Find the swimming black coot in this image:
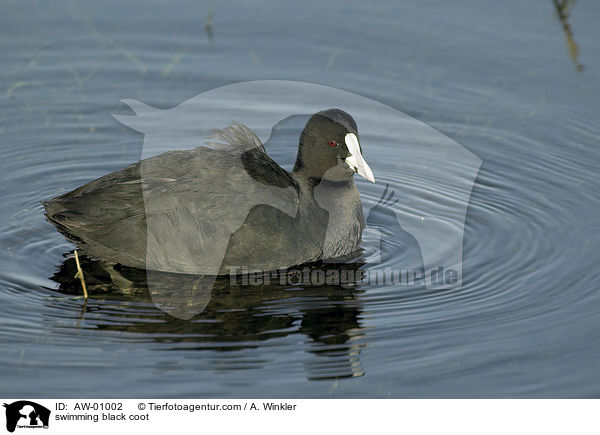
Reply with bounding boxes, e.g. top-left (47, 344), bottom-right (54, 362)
top-left (43, 109), bottom-right (375, 275)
